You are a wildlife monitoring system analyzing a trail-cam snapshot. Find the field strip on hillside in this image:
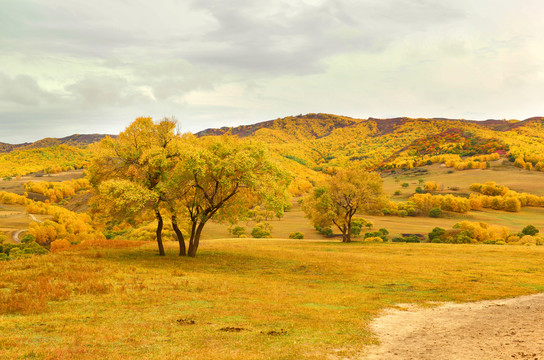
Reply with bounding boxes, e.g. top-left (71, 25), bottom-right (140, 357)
top-left (364, 293), bottom-right (544, 360)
